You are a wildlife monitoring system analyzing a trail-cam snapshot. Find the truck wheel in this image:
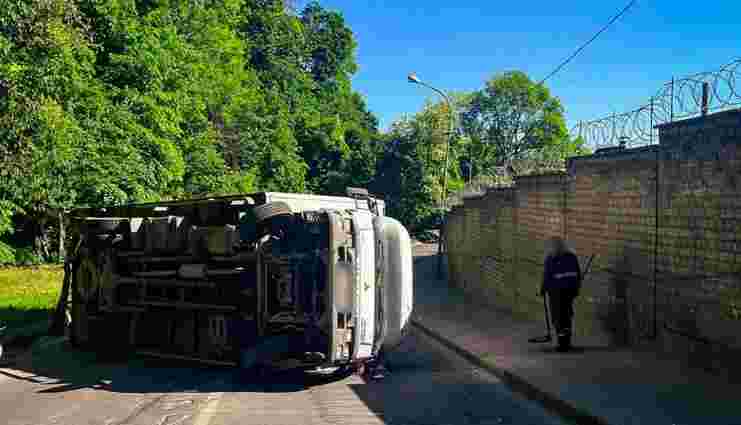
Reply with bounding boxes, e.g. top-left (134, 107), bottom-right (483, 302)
top-left (253, 202), bottom-right (292, 223)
